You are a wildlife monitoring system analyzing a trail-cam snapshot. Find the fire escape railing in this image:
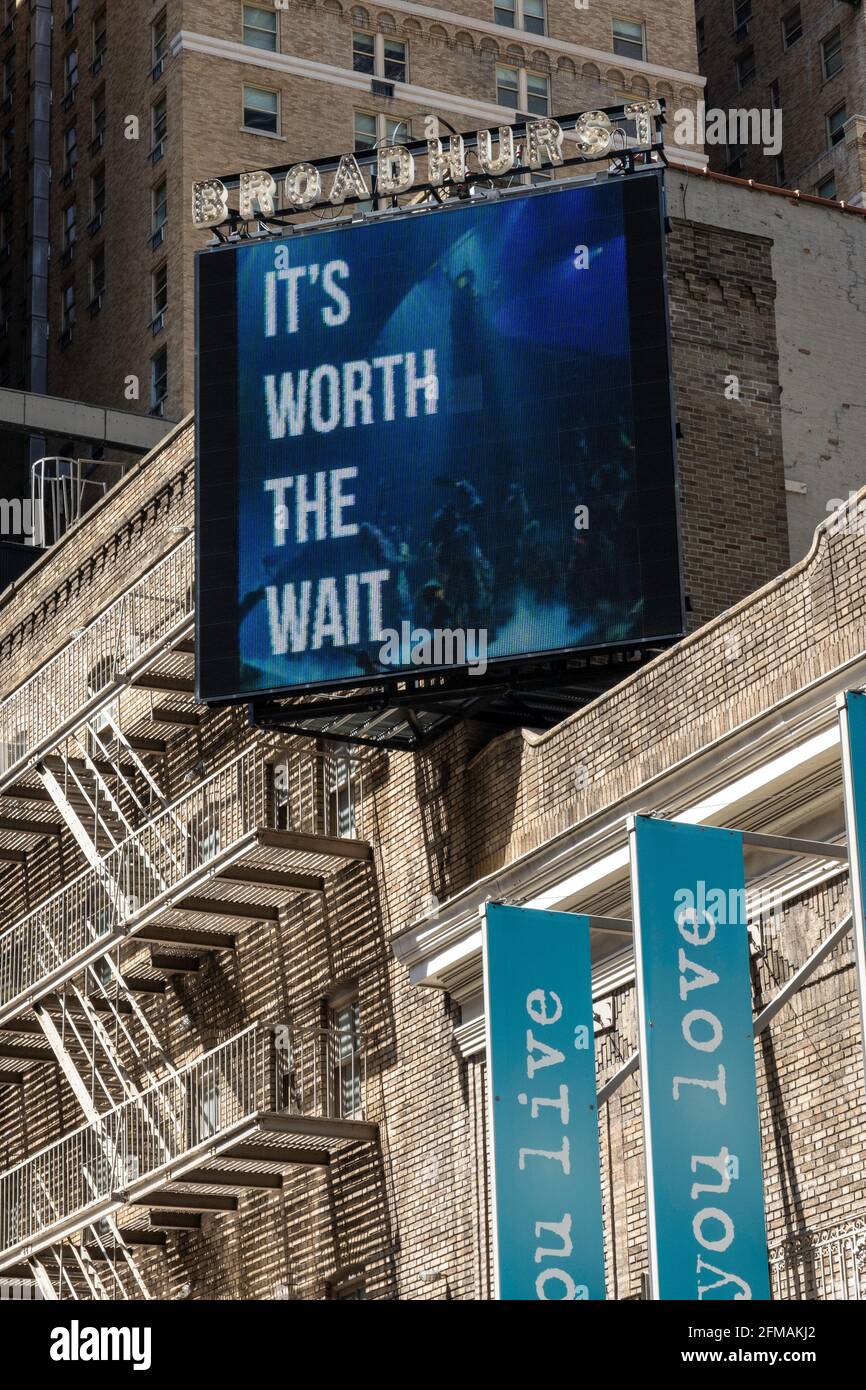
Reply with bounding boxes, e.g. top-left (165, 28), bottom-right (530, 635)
top-left (0, 1021), bottom-right (372, 1265)
top-left (0, 534), bottom-right (194, 790)
top-left (0, 1024), bottom-right (268, 1260)
top-left (0, 748), bottom-right (264, 1016)
top-left (0, 741), bottom-right (364, 1022)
